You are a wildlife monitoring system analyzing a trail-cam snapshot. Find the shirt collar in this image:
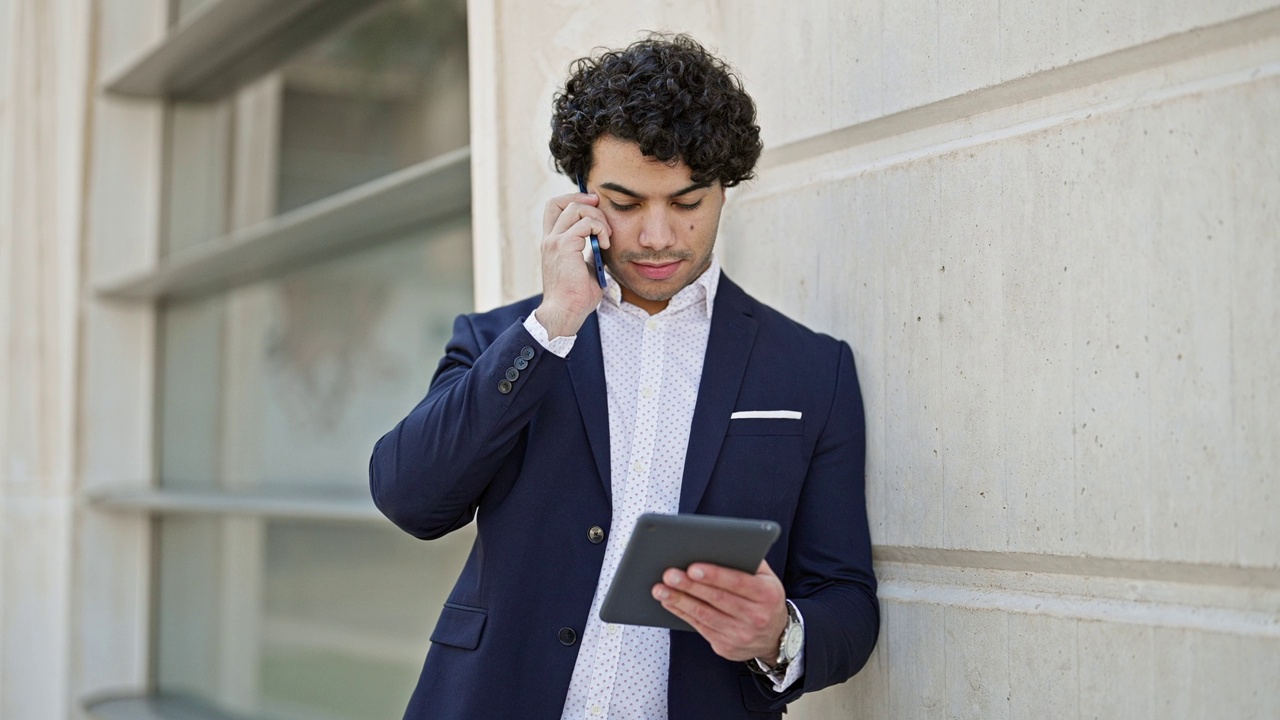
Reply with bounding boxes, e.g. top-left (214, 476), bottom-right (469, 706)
top-left (602, 255), bottom-right (720, 319)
